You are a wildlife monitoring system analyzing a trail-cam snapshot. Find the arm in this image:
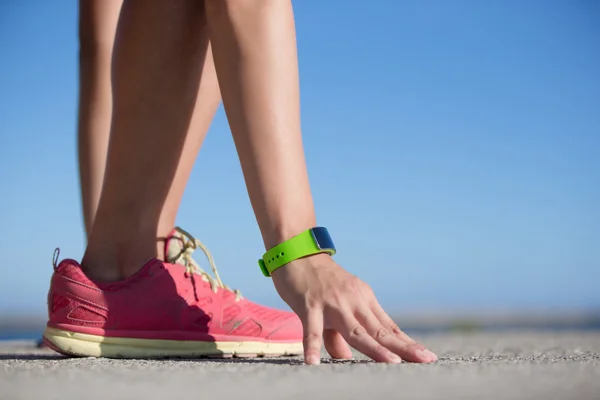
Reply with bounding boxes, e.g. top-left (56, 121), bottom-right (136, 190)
top-left (206, 0), bottom-right (314, 250)
top-left (206, 0), bottom-right (437, 365)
